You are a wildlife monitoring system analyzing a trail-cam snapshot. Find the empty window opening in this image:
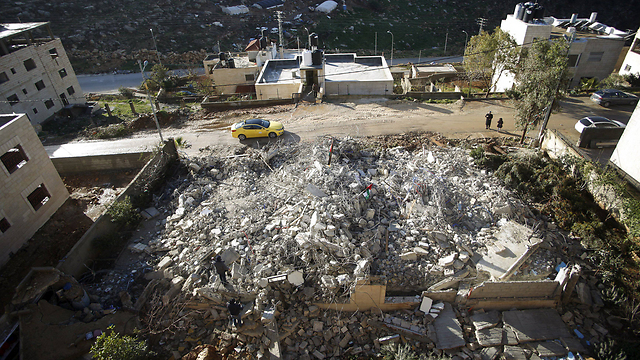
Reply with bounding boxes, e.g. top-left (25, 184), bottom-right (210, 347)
top-left (0, 218), bottom-right (10, 233)
top-left (588, 52), bottom-right (604, 62)
top-left (245, 74), bottom-right (256, 81)
top-left (59, 68), bottom-right (67, 78)
top-left (7, 94), bottom-right (19, 106)
top-left (67, 86), bottom-right (75, 95)
top-left (27, 184), bottom-right (51, 211)
top-left (567, 54), bottom-right (580, 67)
top-left (10, 68), bottom-right (16, 74)
top-left (60, 93), bottom-right (69, 106)
top-left (1, 144), bottom-right (29, 174)
top-left (49, 48), bottom-right (58, 59)
top-left (624, 64), bottom-right (632, 72)
top-left (35, 80), bottom-right (46, 91)
top-left (0, 72), bottom-right (8, 84)
top-left (44, 99), bottom-right (54, 109)
top-left (22, 88), bottom-right (28, 95)
top-left (33, 107), bottom-right (38, 114)
top-left (24, 58), bottom-right (36, 71)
